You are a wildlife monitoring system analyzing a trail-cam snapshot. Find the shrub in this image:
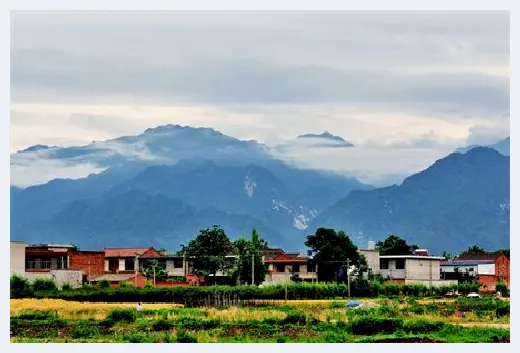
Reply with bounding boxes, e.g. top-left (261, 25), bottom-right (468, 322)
top-left (10, 275), bottom-right (33, 298)
top-left (350, 317), bottom-right (404, 335)
top-left (32, 278), bottom-right (57, 292)
top-left (71, 327), bottom-right (100, 339)
top-left (98, 279), bottom-right (110, 289)
top-left (61, 283), bottom-right (73, 291)
top-left (495, 302), bottom-right (510, 318)
top-left (403, 319), bottom-right (446, 334)
top-left (495, 283), bottom-right (509, 297)
top-left (276, 337), bottom-right (287, 343)
top-left (124, 332), bottom-right (155, 343)
top-left (106, 308), bottom-right (136, 323)
top-left (176, 330), bottom-right (198, 343)
top-left (17, 309), bottom-right (57, 320)
top-left (152, 318), bottom-right (174, 331)
top-left (282, 311), bottom-right (307, 325)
